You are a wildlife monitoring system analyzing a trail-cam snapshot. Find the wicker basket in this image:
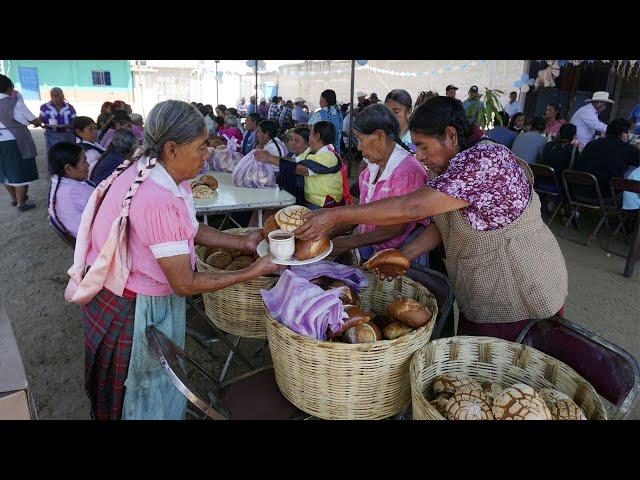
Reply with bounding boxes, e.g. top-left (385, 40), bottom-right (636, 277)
top-left (196, 227), bottom-right (274, 339)
top-left (264, 272), bottom-right (438, 420)
top-left (410, 336), bottom-right (607, 420)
